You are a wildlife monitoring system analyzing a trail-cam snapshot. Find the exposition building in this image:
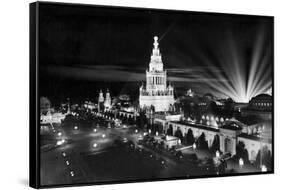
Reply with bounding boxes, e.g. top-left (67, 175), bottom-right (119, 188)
top-left (139, 36), bottom-right (175, 112)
